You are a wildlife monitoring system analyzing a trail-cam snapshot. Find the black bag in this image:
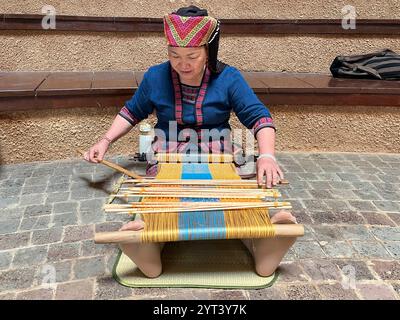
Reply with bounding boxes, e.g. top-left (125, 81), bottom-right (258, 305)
top-left (330, 49), bottom-right (400, 80)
